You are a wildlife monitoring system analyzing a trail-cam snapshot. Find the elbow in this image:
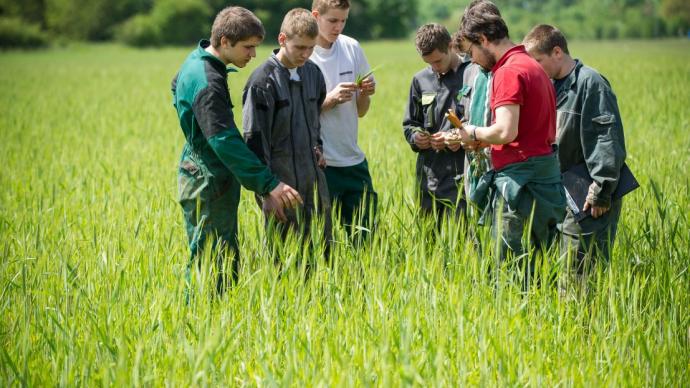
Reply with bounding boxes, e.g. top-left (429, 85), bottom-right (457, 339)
top-left (494, 128), bottom-right (518, 144)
